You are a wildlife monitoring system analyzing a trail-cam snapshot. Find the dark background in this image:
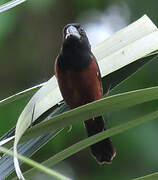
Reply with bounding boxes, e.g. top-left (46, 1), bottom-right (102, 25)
top-left (1, 0), bottom-right (158, 179)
